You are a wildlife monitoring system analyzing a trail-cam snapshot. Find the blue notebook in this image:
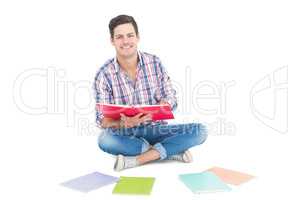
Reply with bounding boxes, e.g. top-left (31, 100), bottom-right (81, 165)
top-left (61, 172), bottom-right (119, 193)
top-left (179, 171), bottom-right (231, 193)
